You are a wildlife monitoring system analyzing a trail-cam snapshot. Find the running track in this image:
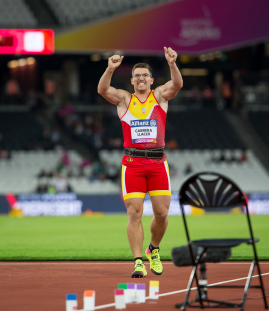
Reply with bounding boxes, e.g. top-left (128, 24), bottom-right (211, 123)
top-left (0, 261), bottom-right (268, 311)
